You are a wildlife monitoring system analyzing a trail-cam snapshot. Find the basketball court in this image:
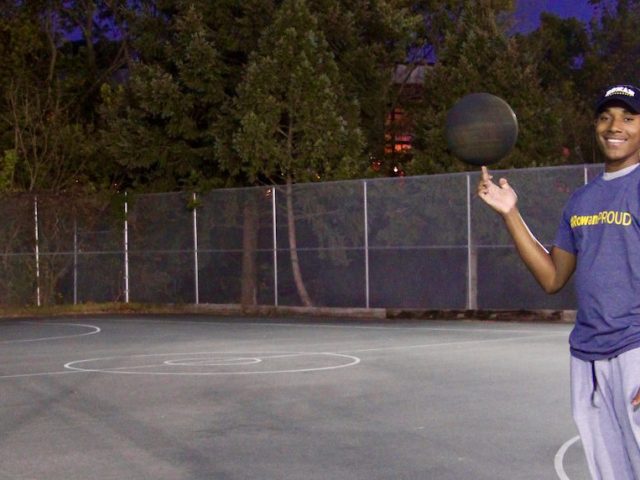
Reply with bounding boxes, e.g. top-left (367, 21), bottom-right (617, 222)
top-left (0, 315), bottom-right (590, 479)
